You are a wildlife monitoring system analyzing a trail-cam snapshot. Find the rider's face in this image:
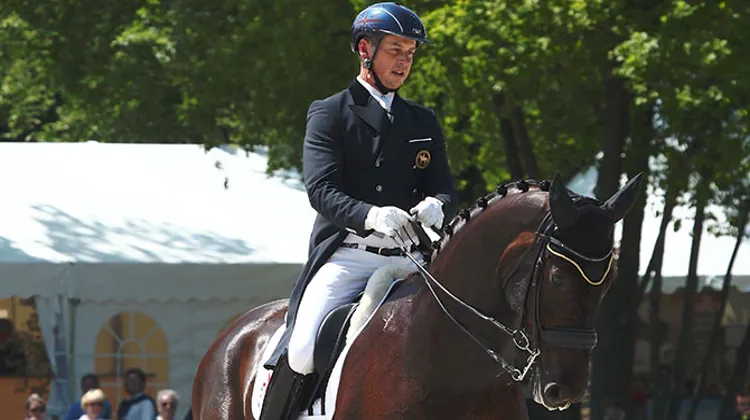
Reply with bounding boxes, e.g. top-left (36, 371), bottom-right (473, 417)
top-left (360, 35), bottom-right (417, 91)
